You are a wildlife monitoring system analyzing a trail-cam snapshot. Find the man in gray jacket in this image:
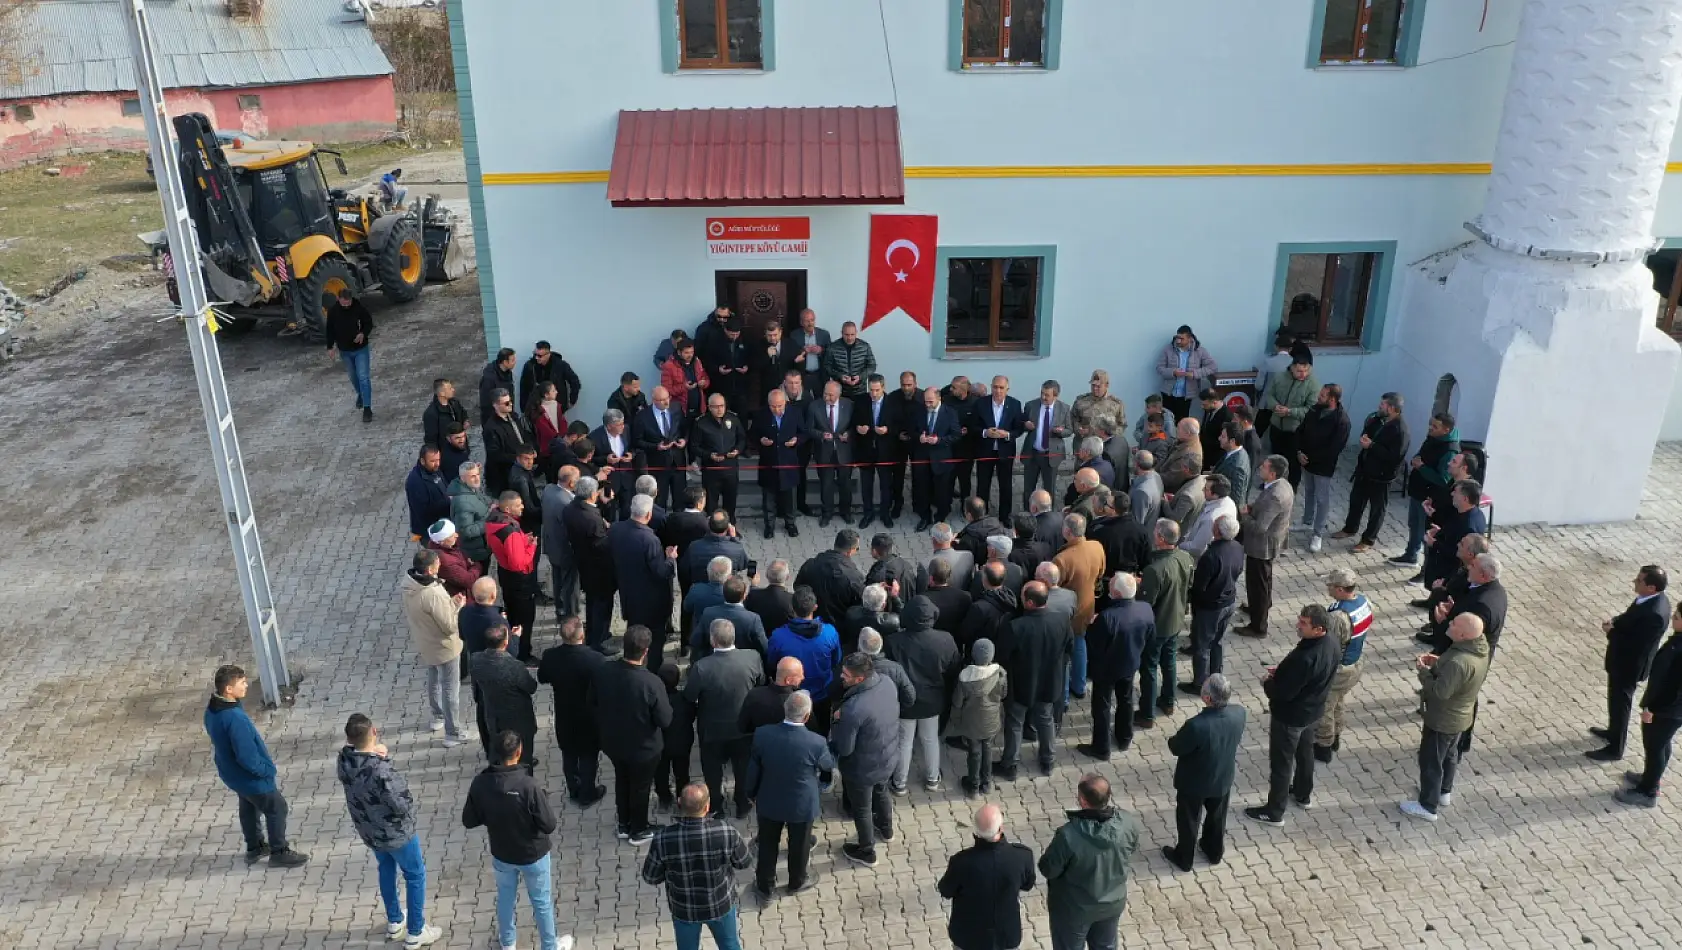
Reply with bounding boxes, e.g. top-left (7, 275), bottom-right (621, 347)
top-left (1129, 453), bottom-right (1164, 528)
top-left (885, 597), bottom-right (962, 794)
top-left (683, 620), bottom-right (767, 819)
top-left (859, 628), bottom-right (917, 713)
top-left (541, 465), bottom-right (580, 621)
top-left (1236, 456), bottom-right (1296, 639)
top-left (337, 714), bottom-right (440, 948)
top-left (831, 653), bottom-right (902, 869)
